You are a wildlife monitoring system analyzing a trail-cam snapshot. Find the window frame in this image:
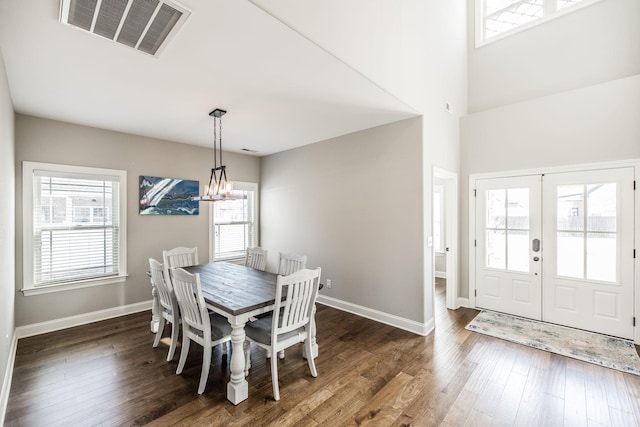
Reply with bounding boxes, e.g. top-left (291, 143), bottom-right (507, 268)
top-left (208, 181), bottom-right (259, 263)
top-left (22, 161), bottom-right (128, 296)
top-left (475, 0), bottom-right (605, 47)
